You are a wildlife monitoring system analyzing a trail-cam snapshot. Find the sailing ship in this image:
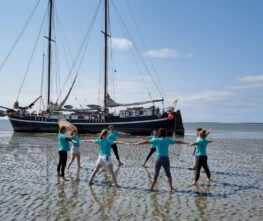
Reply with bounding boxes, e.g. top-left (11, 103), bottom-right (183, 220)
top-left (0, 0), bottom-right (184, 135)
